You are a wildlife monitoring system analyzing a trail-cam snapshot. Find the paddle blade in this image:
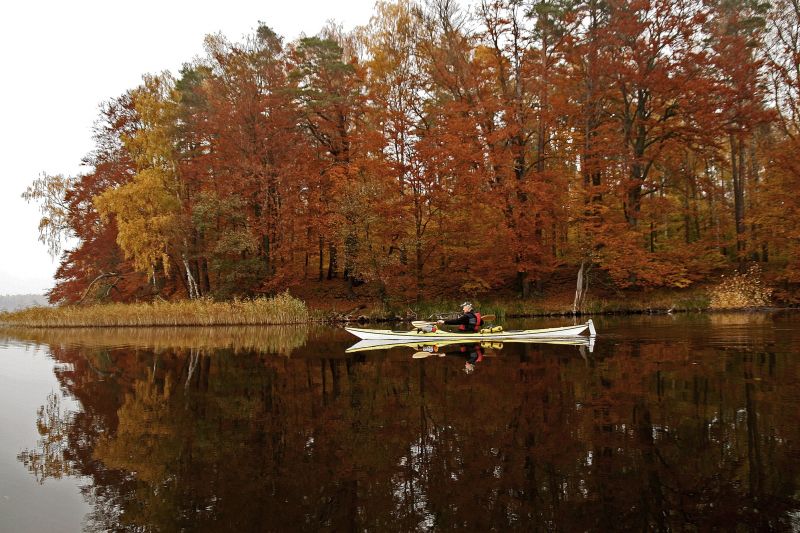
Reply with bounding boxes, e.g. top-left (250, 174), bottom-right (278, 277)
top-left (412, 351), bottom-right (432, 359)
